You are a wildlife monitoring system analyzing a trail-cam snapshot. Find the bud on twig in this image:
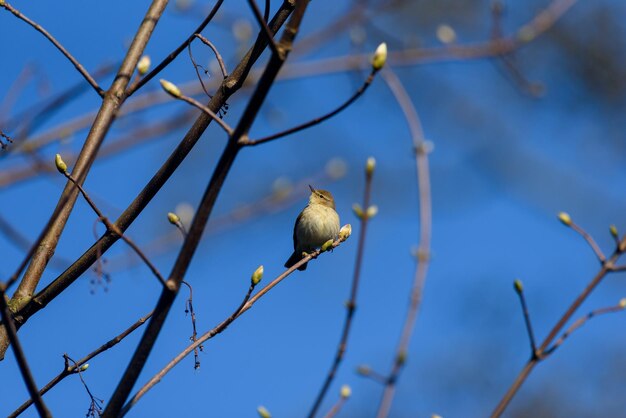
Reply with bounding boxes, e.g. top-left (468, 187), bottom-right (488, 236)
top-left (321, 239), bottom-right (334, 252)
top-left (257, 406), bottom-right (271, 418)
top-left (55, 154), bottom-right (68, 174)
top-left (251, 265), bottom-right (264, 285)
top-left (137, 55), bottom-right (151, 75)
top-left (159, 79), bottom-right (181, 98)
top-left (356, 364), bottom-right (371, 376)
top-left (366, 205), bottom-right (378, 219)
top-left (167, 212), bottom-right (180, 225)
top-left (366, 157), bottom-right (376, 176)
top-left (610, 224), bottom-right (618, 239)
top-left (620, 298), bottom-right (626, 309)
top-left (352, 204), bottom-right (364, 219)
top-left (372, 42), bottom-right (387, 71)
top-left (513, 279), bottom-right (523, 294)
top-left (557, 212), bottom-right (572, 227)
top-left (340, 384), bottom-right (352, 399)
top-left (79, 363), bottom-right (89, 372)
top-left (339, 224), bottom-right (352, 241)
